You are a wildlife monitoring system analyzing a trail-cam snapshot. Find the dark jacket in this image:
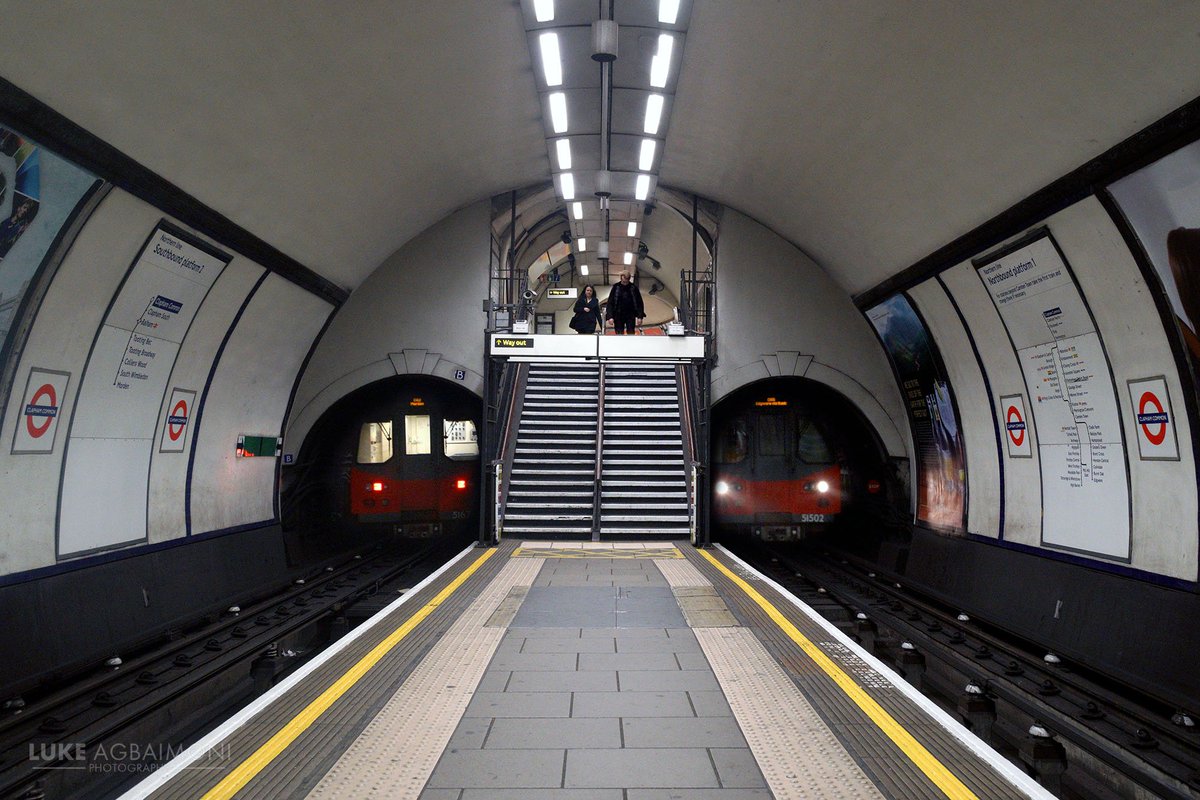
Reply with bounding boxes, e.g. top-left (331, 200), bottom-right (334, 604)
top-left (570, 295), bottom-right (601, 332)
top-left (605, 281), bottom-right (645, 321)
